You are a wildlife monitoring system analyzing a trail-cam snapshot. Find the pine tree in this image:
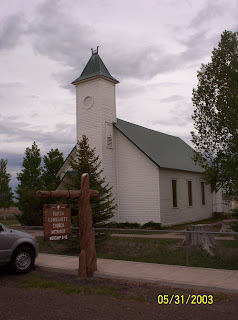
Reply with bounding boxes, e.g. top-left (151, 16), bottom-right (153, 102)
top-left (16, 142), bottom-right (44, 226)
top-left (65, 135), bottom-right (116, 227)
top-left (16, 141), bottom-right (42, 191)
top-left (42, 148), bottom-right (64, 190)
top-left (0, 159), bottom-right (13, 220)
